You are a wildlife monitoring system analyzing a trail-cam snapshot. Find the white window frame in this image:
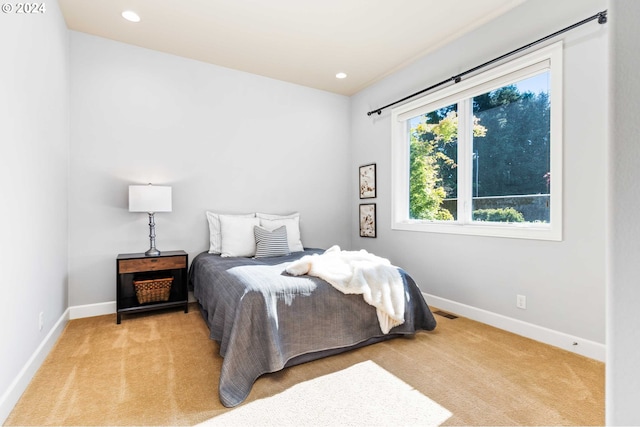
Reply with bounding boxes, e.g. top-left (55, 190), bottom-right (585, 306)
top-left (391, 42), bottom-right (563, 241)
